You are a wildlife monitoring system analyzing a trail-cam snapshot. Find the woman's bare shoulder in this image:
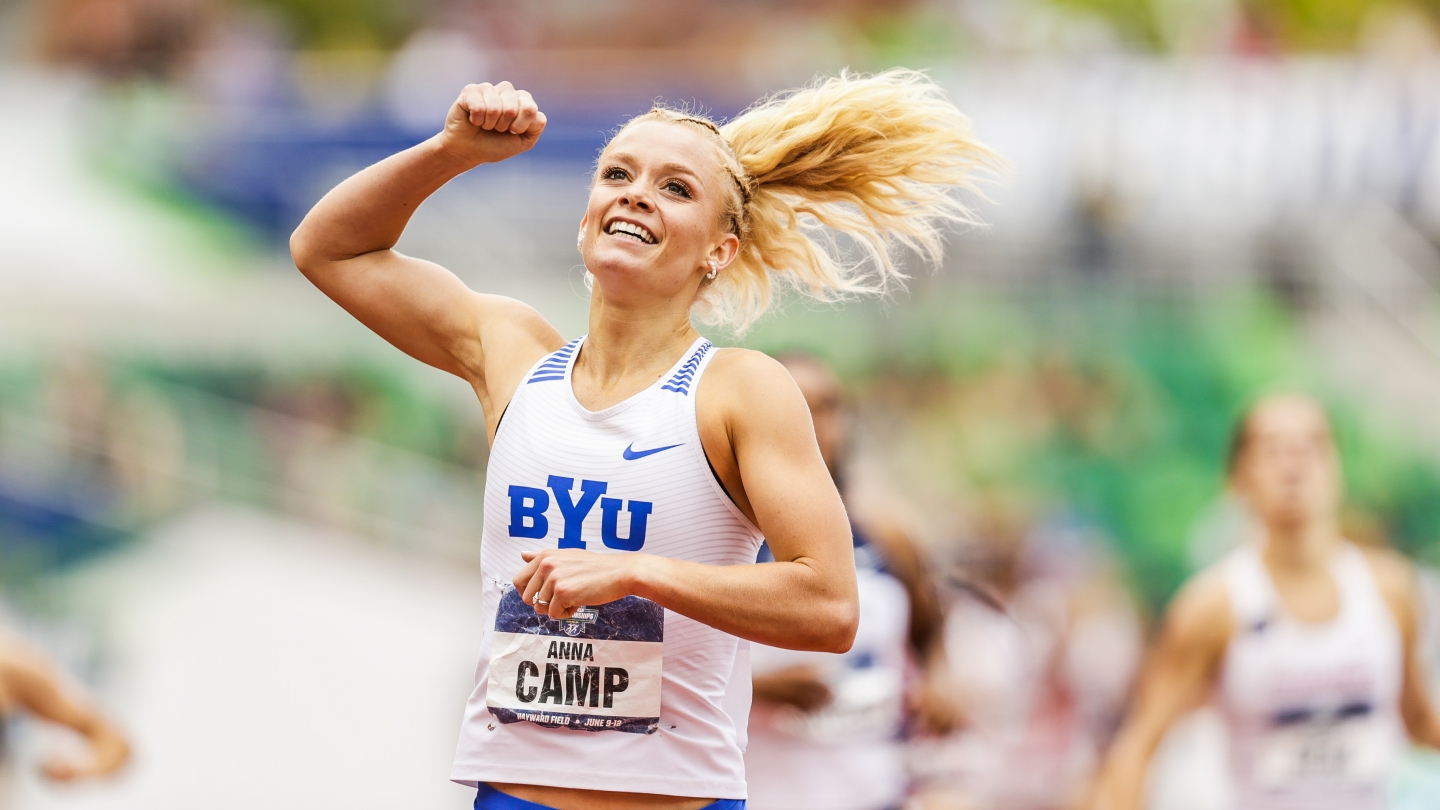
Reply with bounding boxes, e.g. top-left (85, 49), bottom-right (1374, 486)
top-left (1161, 568), bottom-right (1234, 651)
top-left (1358, 545), bottom-right (1417, 591)
top-left (1357, 545), bottom-right (1421, 629)
top-left (704, 346), bottom-right (790, 380)
top-left (699, 348), bottom-right (802, 412)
